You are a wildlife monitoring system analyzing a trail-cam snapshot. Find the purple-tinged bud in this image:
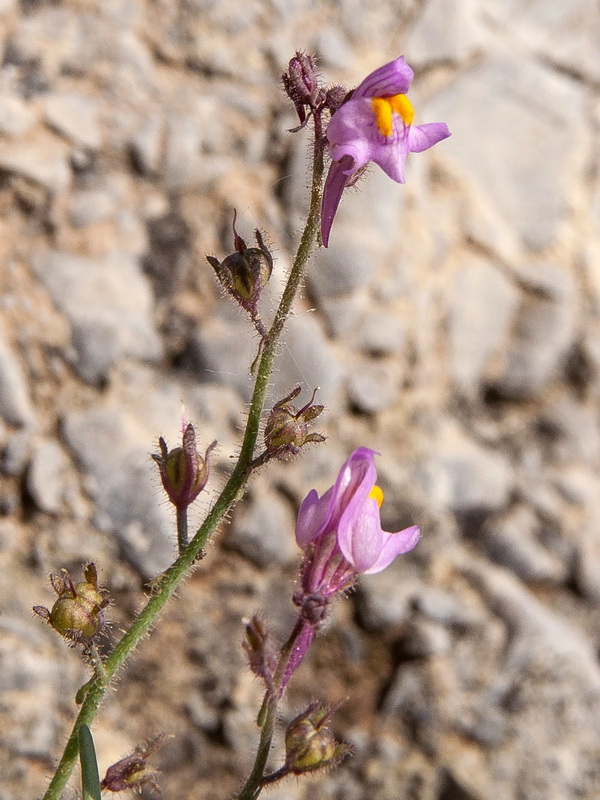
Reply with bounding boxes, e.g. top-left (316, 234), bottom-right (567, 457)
top-left (324, 85), bottom-right (349, 115)
top-left (264, 386), bottom-right (325, 460)
top-left (242, 615), bottom-right (278, 691)
top-left (153, 423), bottom-right (216, 511)
top-left (101, 733), bottom-right (165, 796)
top-left (282, 52), bottom-right (326, 127)
top-left (284, 702), bottom-right (350, 775)
top-left (292, 590), bottom-right (330, 628)
top-left (33, 562), bottom-right (109, 644)
top-left (207, 211), bottom-right (273, 318)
